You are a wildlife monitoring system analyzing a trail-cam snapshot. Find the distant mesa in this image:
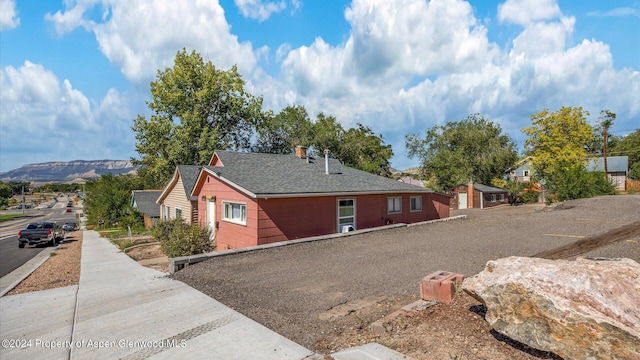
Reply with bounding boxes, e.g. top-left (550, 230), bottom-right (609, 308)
top-left (0, 160), bottom-right (139, 183)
